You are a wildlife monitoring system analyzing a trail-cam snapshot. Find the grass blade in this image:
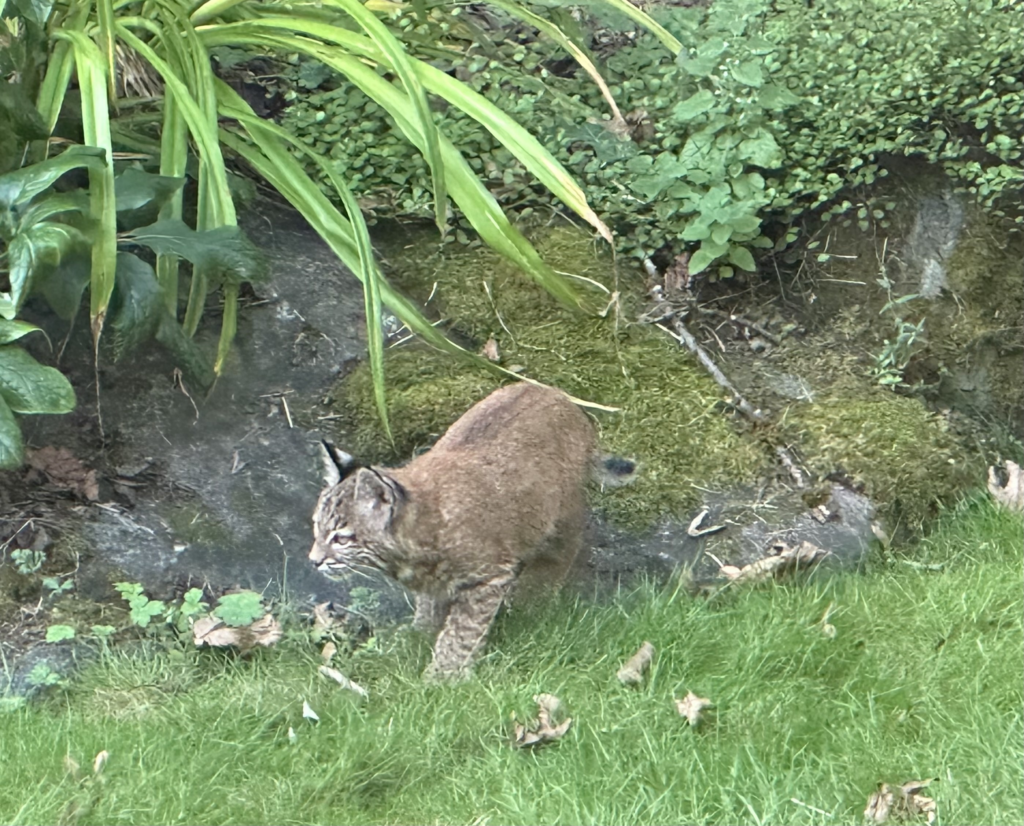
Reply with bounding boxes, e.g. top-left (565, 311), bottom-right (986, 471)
top-left (199, 18), bottom-right (612, 244)
top-left (486, 0), bottom-right (624, 125)
top-left (53, 29), bottom-right (117, 344)
top-left (202, 28), bottom-right (585, 309)
top-left (593, 0), bottom-right (682, 54)
top-left (327, 0), bottom-right (447, 235)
